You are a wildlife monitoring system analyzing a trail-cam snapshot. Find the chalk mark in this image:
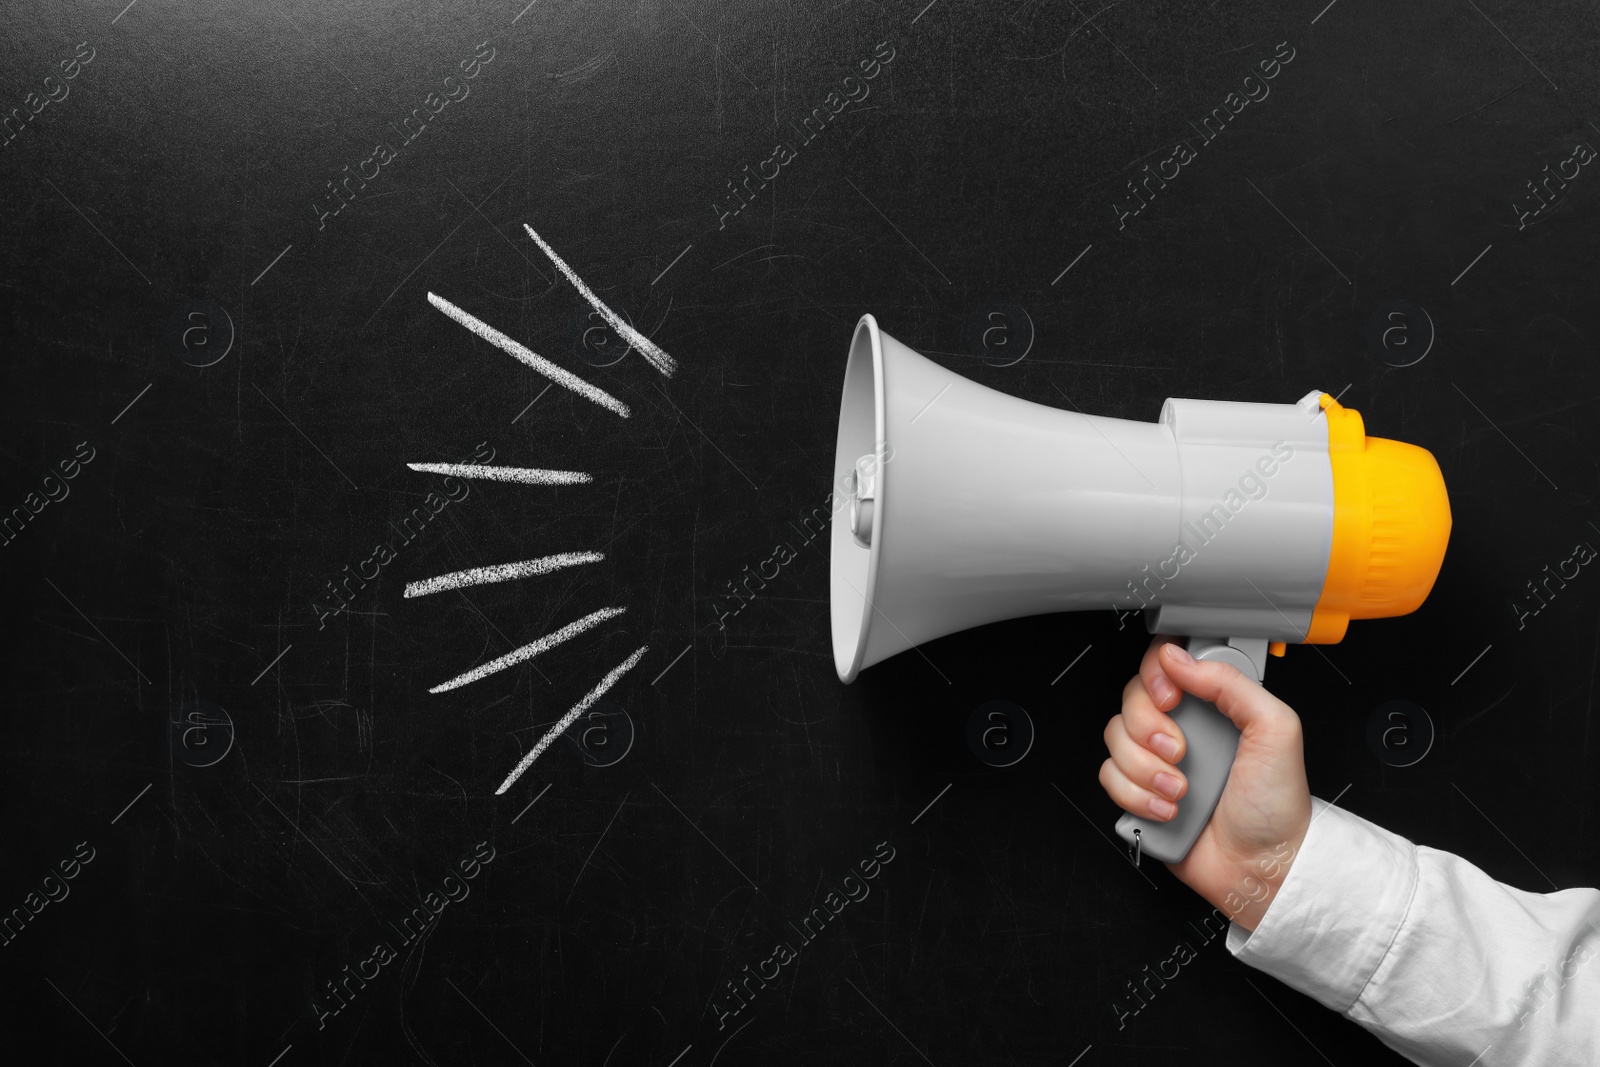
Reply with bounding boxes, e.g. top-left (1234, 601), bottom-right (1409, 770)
top-left (430, 606), bottom-right (626, 694)
top-left (405, 552), bottom-right (603, 598)
top-left (453, 584), bottom-right (554, 687)
top-left (429, 292), bottom-right (631, 417)
top-left (496, 645), bottom-right (648, 793)
top-left (523, 223), bottom-right (677, 375)
top-left (406, 462), bottom-right (591, 485)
